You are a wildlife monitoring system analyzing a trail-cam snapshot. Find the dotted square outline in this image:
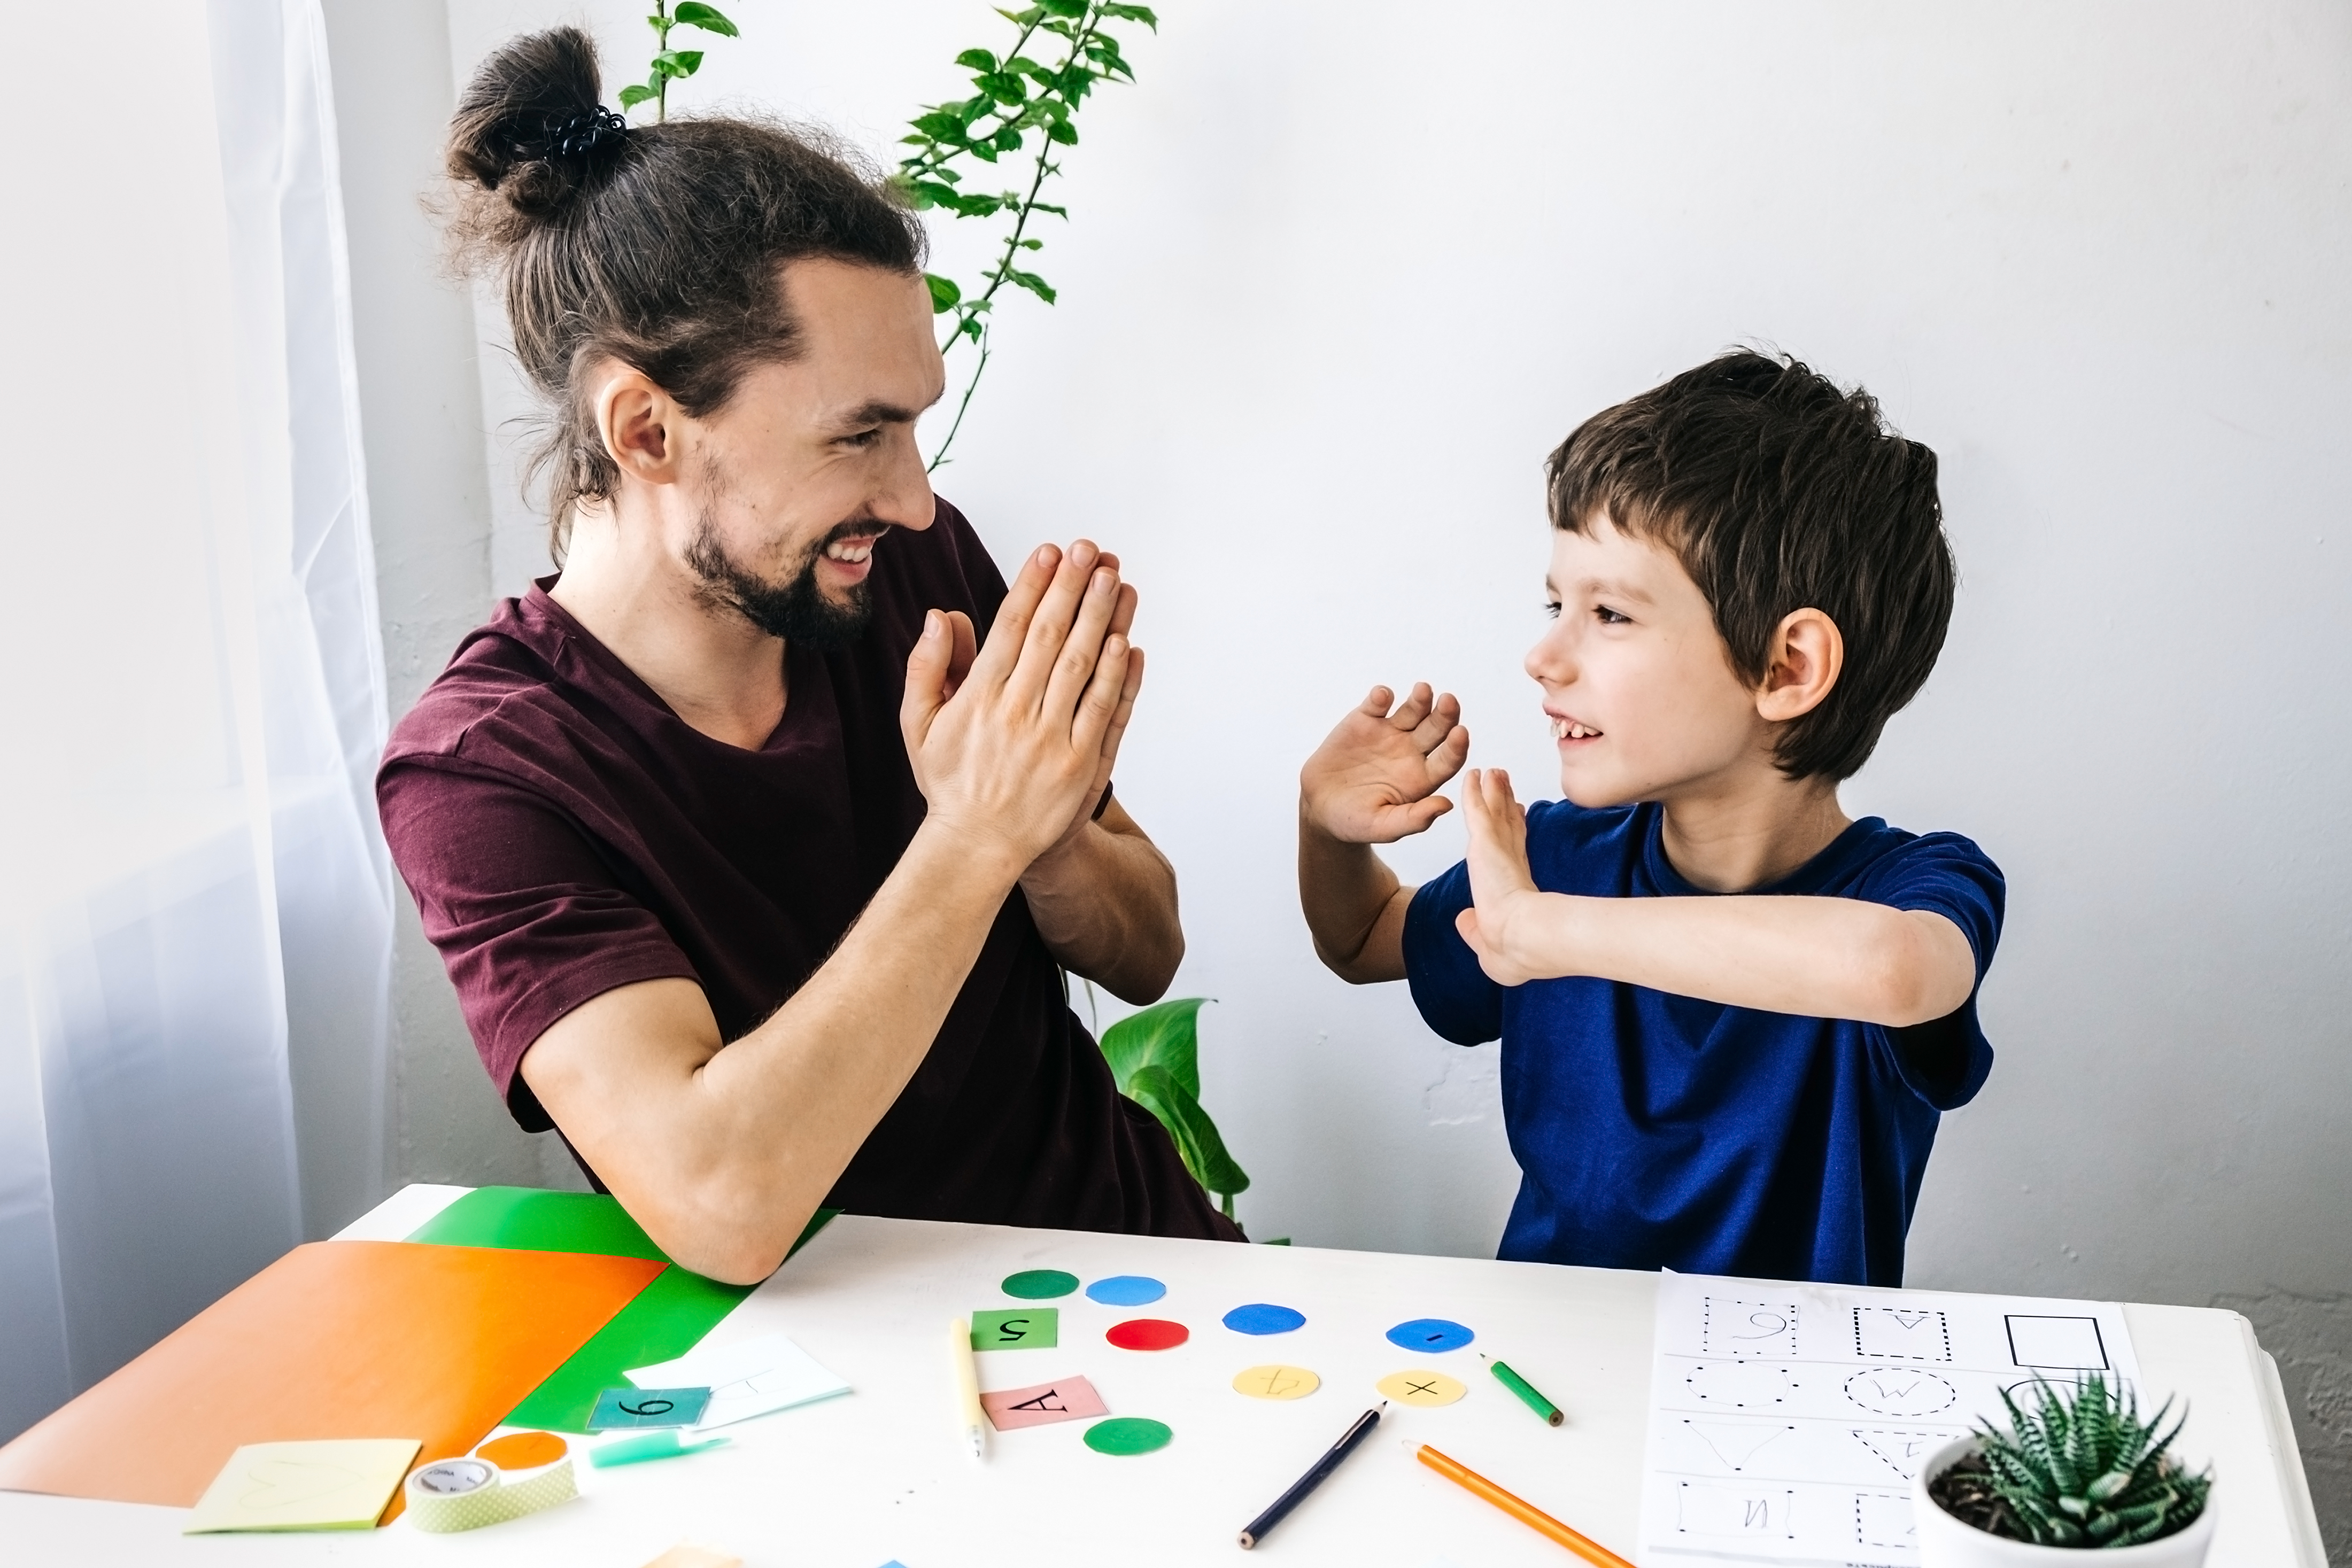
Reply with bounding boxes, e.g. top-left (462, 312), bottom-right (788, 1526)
top-left (1851, 1305), bottom-right (1953, 1361)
